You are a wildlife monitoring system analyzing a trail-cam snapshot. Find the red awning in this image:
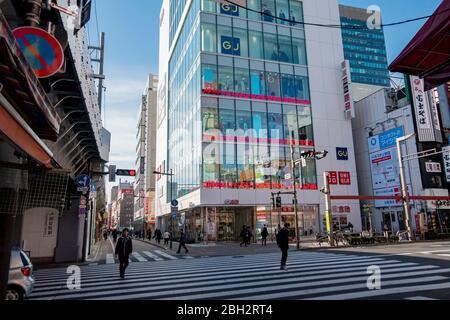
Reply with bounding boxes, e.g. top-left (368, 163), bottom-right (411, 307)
top-left (0, 99), bottom-right (55, 169)
top-left (389, 1), bottom-right (450, 90)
